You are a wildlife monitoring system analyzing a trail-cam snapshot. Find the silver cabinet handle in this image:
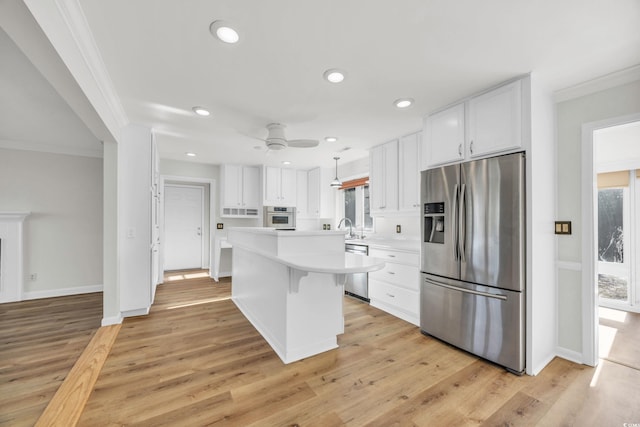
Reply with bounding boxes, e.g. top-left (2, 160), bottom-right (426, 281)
top-left (469, 140), bottom-right (474, 154)
top-left (387, 254), bottom-right (396, 258)
top-left (386, 293), bottom-right (395, 298)
top-left (388, 271), bottom-right (396, 275)
top-left (458, 144), bottom-right (462, 156)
